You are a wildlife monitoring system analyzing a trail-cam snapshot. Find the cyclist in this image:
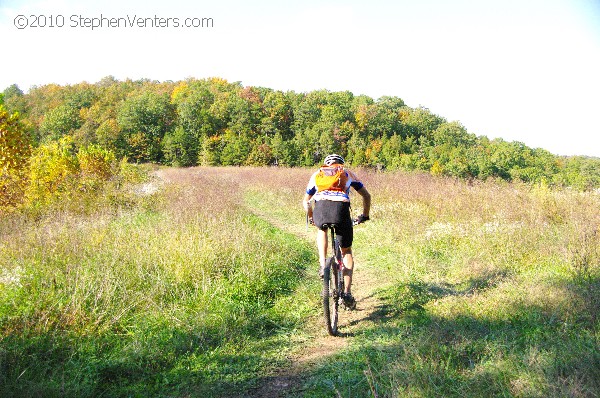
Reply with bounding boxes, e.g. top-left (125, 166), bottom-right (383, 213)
top-left (302, 154), bottom-right (371, 310)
